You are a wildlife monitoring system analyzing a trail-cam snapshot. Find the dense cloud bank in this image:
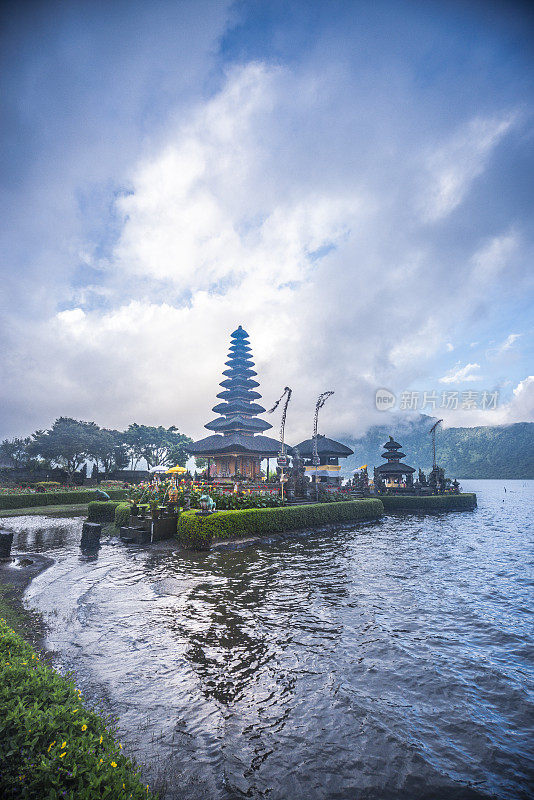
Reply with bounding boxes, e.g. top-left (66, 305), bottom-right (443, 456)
top-left (1, 1), bottom-right (533, 439)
